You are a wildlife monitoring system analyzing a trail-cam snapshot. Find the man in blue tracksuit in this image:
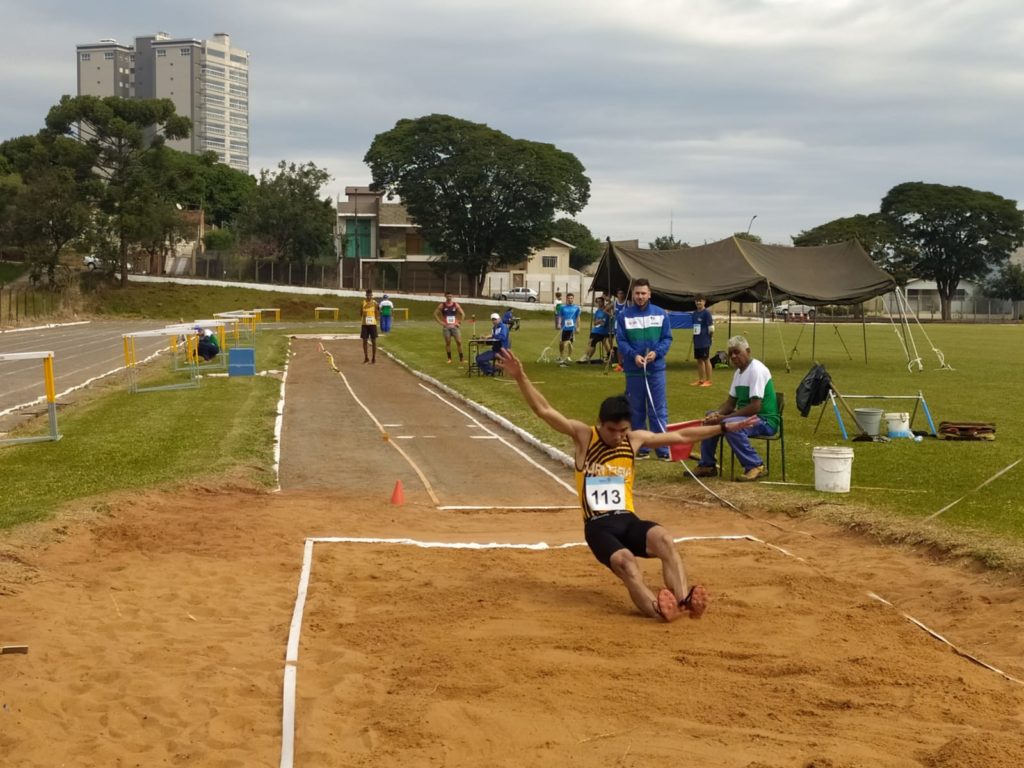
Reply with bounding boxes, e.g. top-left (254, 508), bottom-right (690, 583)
top-left (615, 278), bottom-right (673, 460)
top-left (476, 312), bottom-right (511, 375)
